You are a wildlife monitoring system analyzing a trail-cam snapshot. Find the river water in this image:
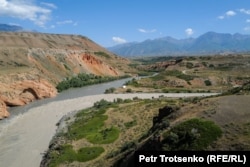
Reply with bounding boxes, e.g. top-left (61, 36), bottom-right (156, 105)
top-left (0, 77), bottom-right (218, 167)
top-left (0, 78), bottom-right (131, 167)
